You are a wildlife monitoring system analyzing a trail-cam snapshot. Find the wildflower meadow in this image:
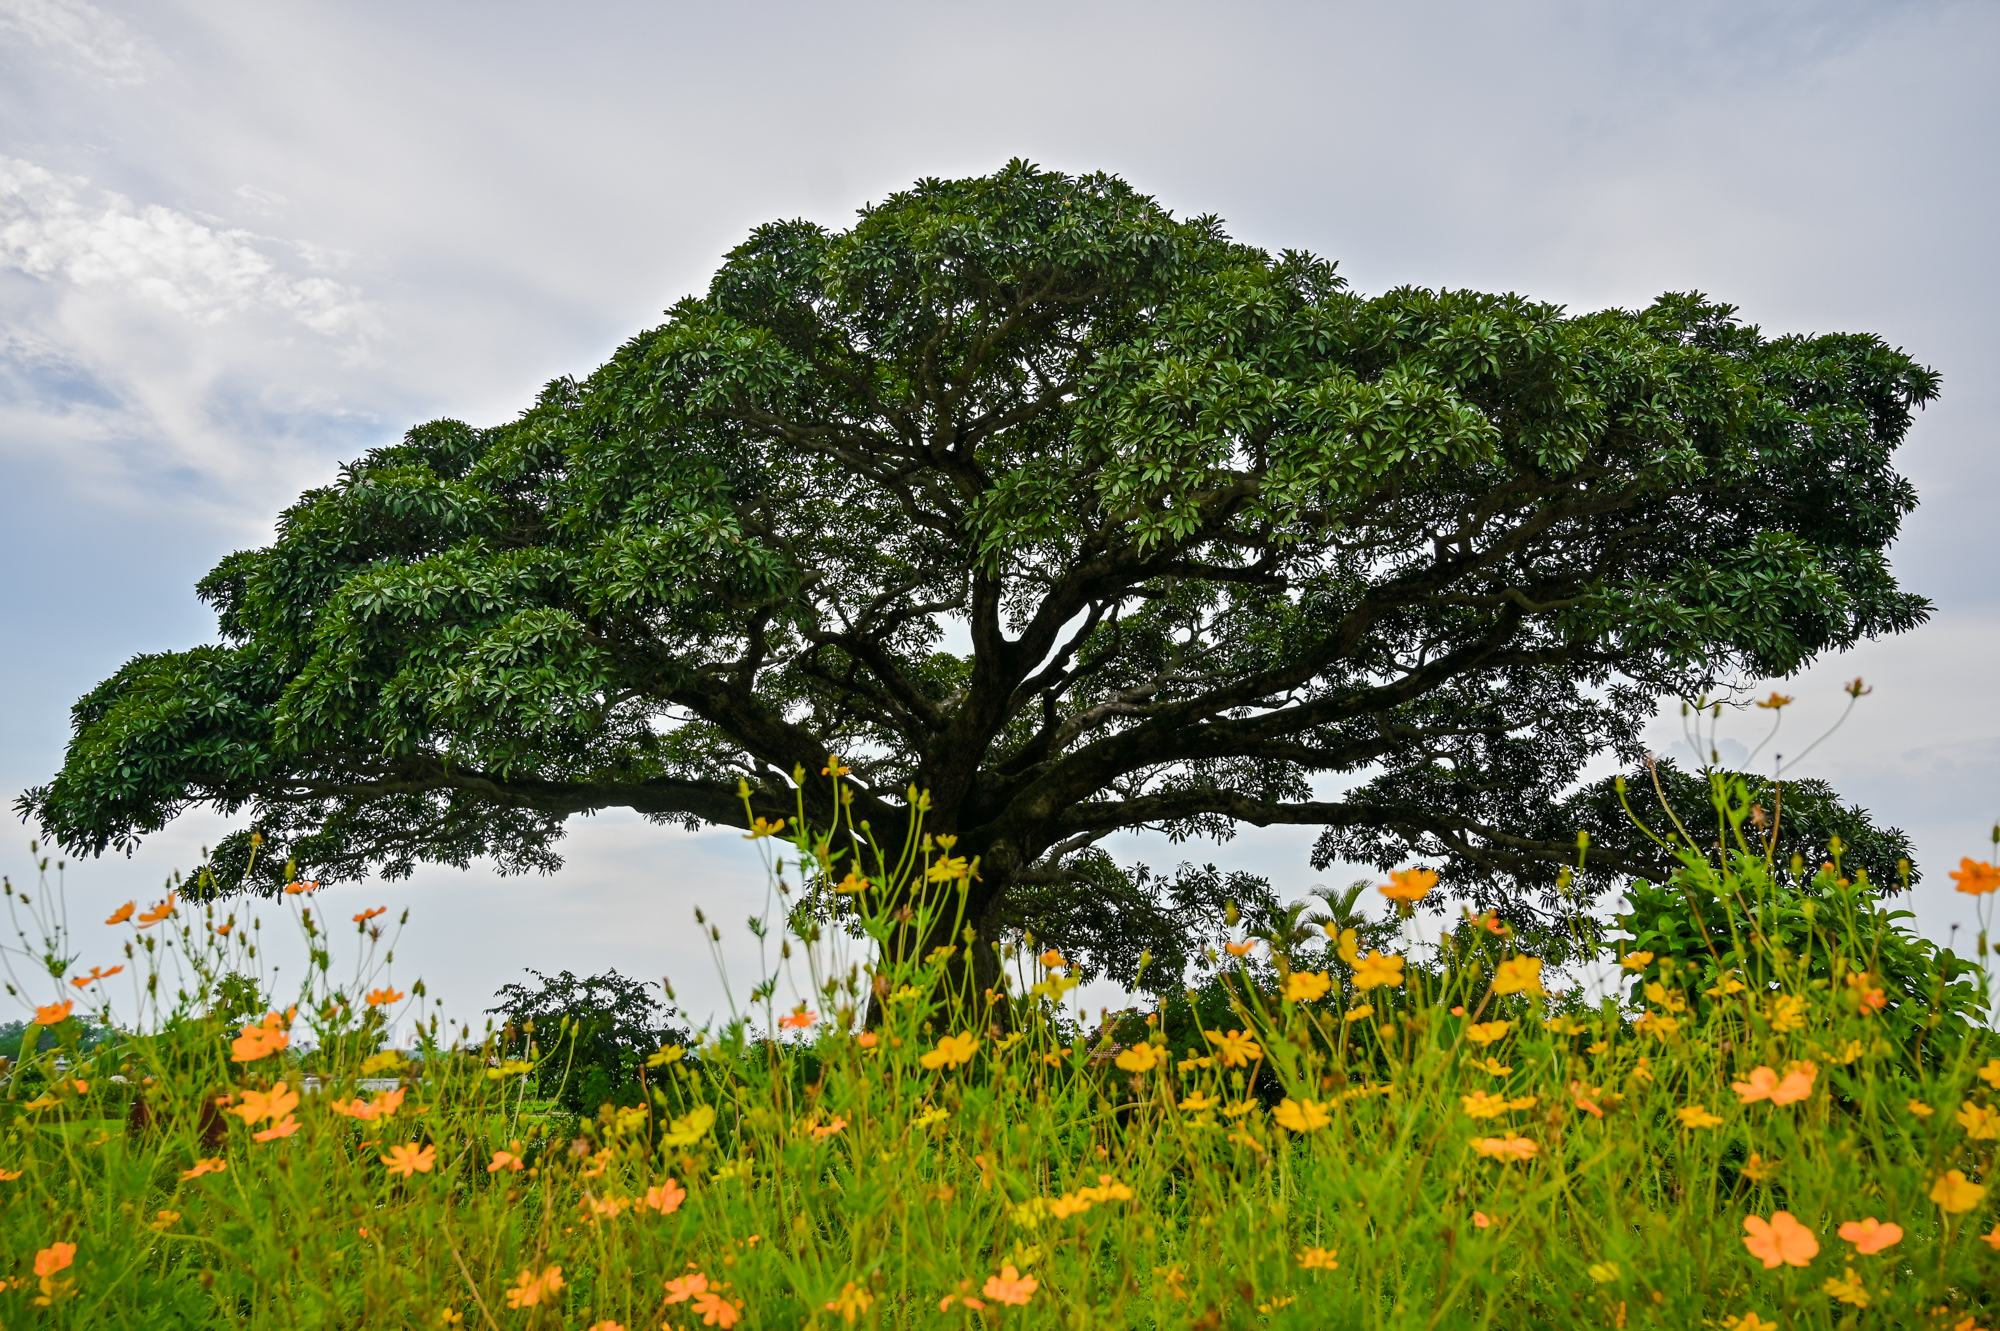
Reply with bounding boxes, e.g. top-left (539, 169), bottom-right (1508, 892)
top-left (3, 769), bottom-right (1999, 1329)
